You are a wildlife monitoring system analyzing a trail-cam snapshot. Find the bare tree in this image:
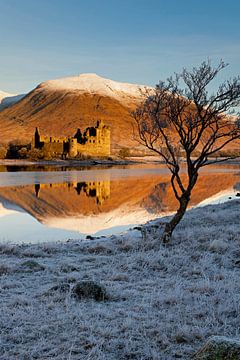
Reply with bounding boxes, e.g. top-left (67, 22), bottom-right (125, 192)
top-left (133, 61), bottom-right (240, 243)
